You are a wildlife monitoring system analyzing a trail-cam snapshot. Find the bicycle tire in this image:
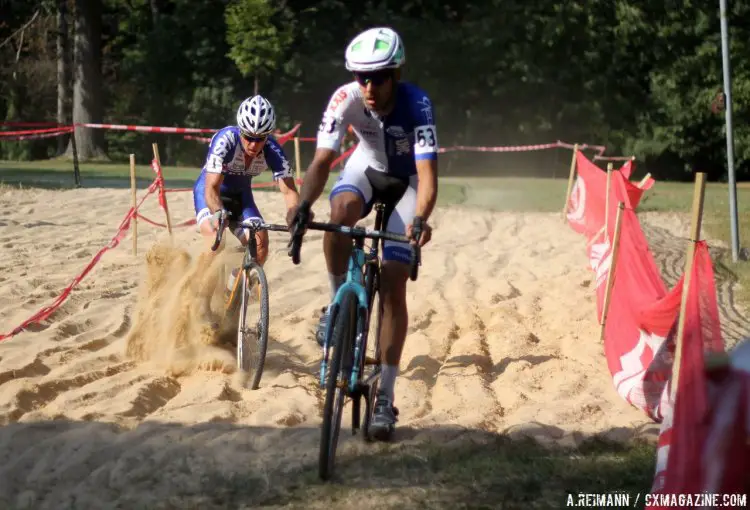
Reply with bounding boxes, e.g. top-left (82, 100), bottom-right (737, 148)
top-left (319, 292), bottom-right (356, 481)
top-left (362, 264), bottom-right (383, 442)
top-left (237, 263), bottom-right (270, 390)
